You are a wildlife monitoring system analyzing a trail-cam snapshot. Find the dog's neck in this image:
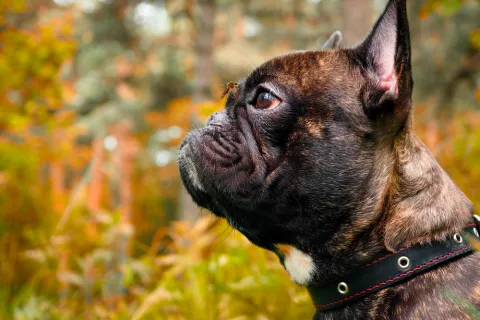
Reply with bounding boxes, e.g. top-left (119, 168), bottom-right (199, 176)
top-left (279, 128), bottom-right (473, 286)
top-left (383, 130), bottom-right (473, 249)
